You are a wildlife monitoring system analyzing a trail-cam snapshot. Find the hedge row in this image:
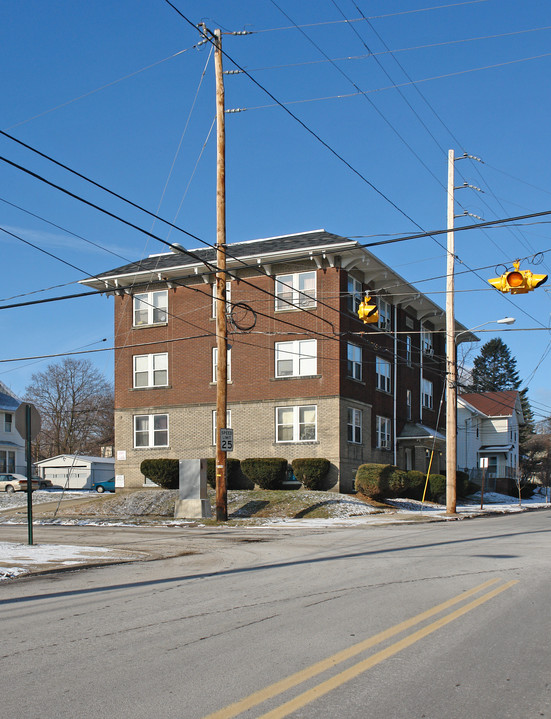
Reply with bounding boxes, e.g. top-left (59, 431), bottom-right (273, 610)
top-left (140, 457), bottom-right (331, 491)
top-left (355, 463), bottom-right (469, 503)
